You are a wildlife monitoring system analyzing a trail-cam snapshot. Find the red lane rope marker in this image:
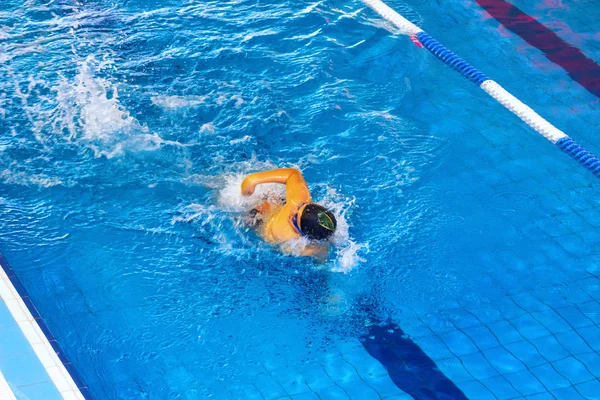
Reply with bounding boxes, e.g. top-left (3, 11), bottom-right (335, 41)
top-left (410, 35), bottom-right (424, 48)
